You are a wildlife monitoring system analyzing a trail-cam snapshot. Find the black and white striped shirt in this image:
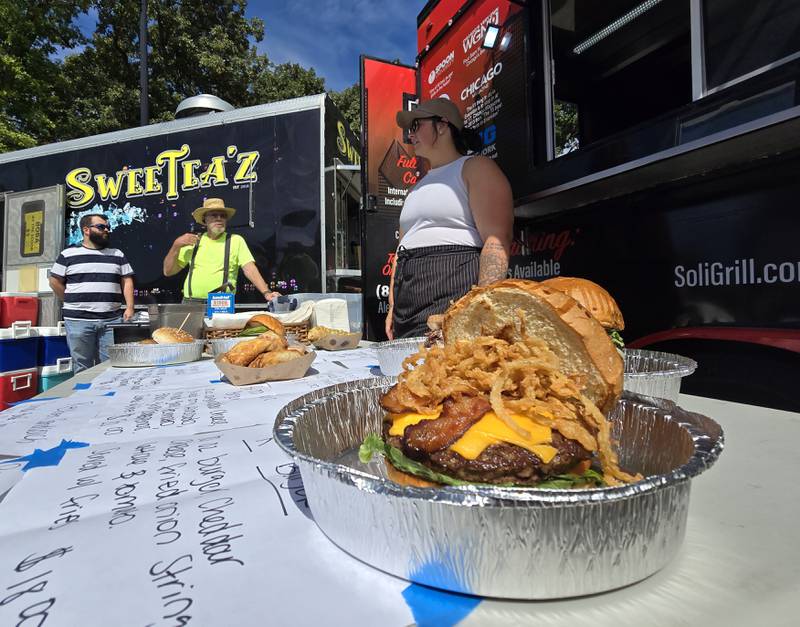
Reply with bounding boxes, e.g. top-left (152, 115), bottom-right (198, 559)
top-left (50, 246), bottom-right (135, 320)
